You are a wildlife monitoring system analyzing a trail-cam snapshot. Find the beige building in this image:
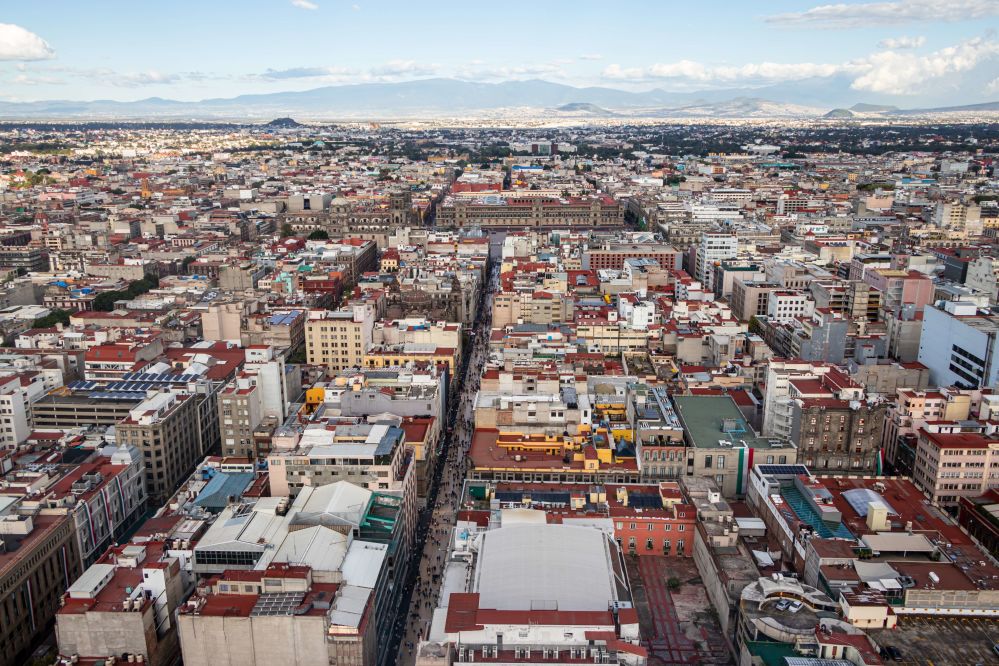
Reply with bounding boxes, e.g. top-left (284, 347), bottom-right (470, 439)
top-left (372, 318), bottom-right (462, 359)
top-left (84, 260), bottom-right (158, 282)
top-left (178, 564), bottom-right (376, 666)
top-left (304, 304), bottom-right (375, 372)
top-left (56, 542), bottom-right (186, 666)
top-left (730, 279), bottom-right (780, 322)
top-left (492, 290), bottom-right (573, 327)
top-left (913, 426), bottom-right (999, 507)
top-left (575, 322), bottom-right (650, 354)
top-left (116, 392), bottom-right (204, 504)
top-left (473, 391), bottom-right (584, 435)
top-left (200, 300), bottom-right (257, 343)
